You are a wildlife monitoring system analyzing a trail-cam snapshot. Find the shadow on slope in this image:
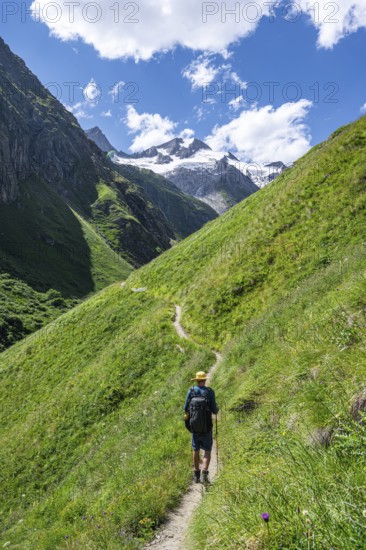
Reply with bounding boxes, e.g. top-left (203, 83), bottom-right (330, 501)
top-left (0, 176), bottom-right (94, 296)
